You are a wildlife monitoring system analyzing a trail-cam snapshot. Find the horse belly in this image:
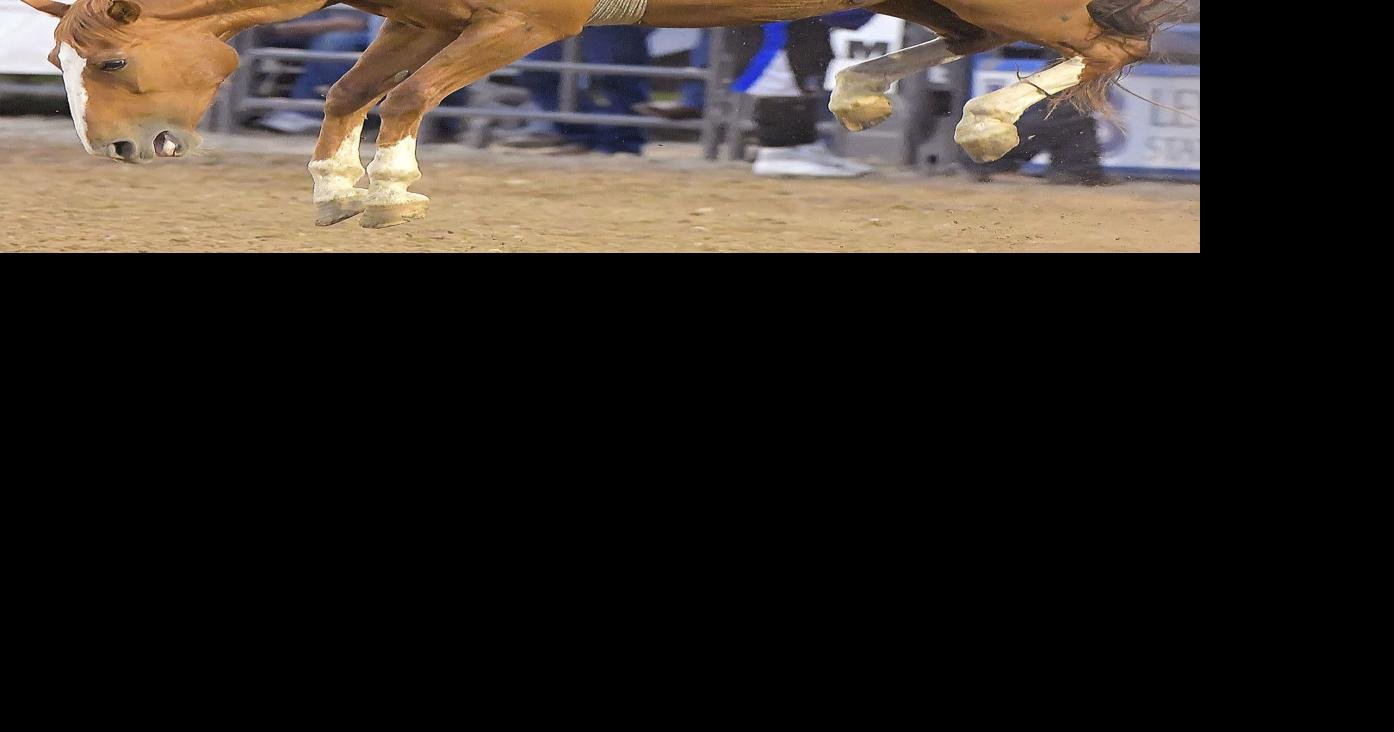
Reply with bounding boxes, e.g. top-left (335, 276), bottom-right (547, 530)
top-left (931, 0), bottom-right (1095, 40)
top-left (640, 1), bottom-right (889, 27)
top-left (347, 1), bottom-right (477, 31)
